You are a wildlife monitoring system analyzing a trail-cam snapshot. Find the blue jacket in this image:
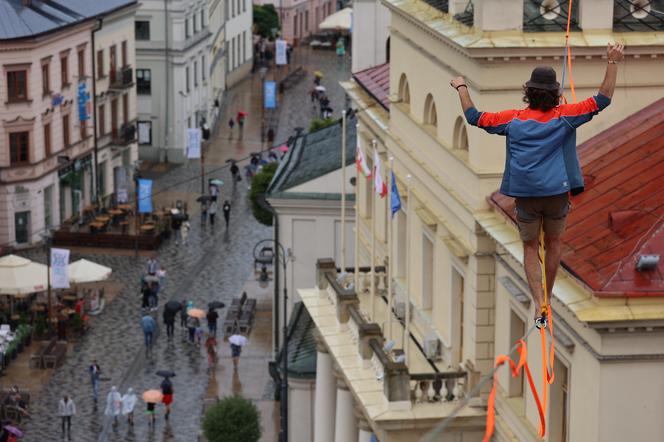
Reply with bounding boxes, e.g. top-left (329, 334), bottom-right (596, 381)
top-left (465, 94), bottom-right (611, 197)
top-left (141, 315), bottom-right (156, 333)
